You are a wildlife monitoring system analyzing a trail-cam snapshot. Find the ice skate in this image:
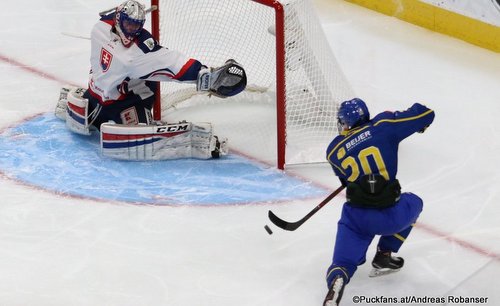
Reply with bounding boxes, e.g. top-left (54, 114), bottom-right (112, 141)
top-left (323, 275), bottom-right (345, 306)
top-left (211, 136), bottom-right (228, 158)
top-left (369, 250), bottom-right (404, 277)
